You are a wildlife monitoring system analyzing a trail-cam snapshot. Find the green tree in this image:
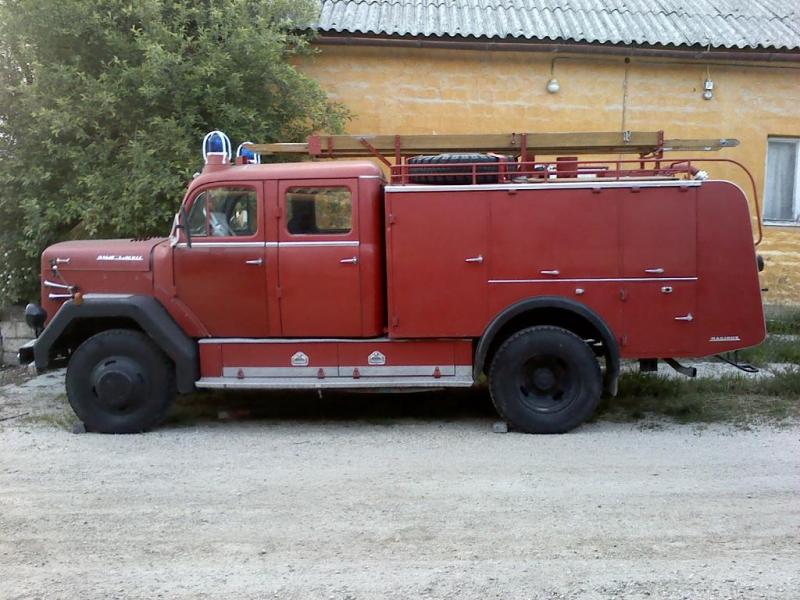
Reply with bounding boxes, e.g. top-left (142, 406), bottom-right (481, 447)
top-left (0, 0), bottom-right (347, 303)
